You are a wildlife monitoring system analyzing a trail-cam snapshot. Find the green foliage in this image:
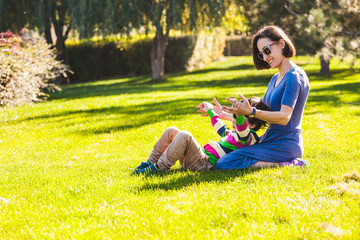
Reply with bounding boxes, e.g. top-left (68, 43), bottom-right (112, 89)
top-left (125, 39), bottom-right (152, 75)
top-left (0, 56), bottom-right (360, 238)
top-left (186, 29), bottom-right (226, 71)
top-left (0, 34), bottom-right (68, 107)
top-left (223, 35), bottom-right (252, 56)
top-left (165, 36), bottom-right (197, 73)
top-left (67, 42), bottom-right (128, 82)
top-left (67, 32), bottom-right (226, 82)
